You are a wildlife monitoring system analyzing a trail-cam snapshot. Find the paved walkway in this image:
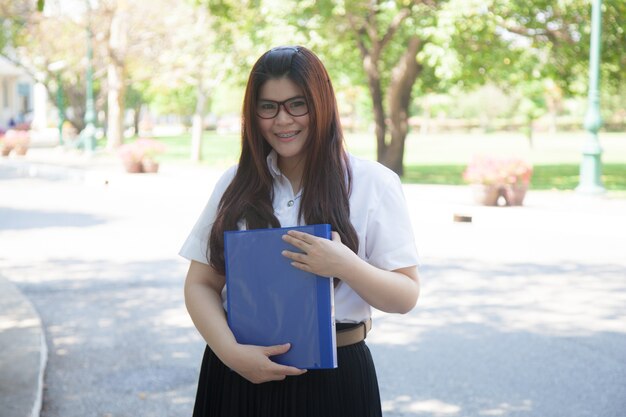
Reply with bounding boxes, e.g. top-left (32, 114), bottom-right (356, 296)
top-left (1, 147), bottom-right (625, 417)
